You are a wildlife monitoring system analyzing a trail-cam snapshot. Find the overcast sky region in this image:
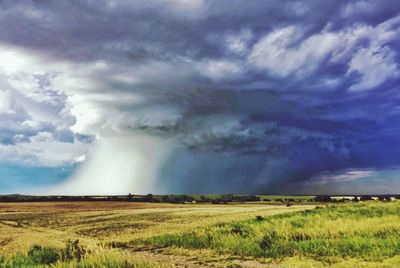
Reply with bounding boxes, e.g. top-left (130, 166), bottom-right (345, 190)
top-left (1, 0), bottom-right (400, 195)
